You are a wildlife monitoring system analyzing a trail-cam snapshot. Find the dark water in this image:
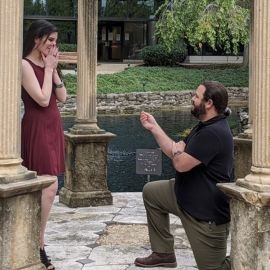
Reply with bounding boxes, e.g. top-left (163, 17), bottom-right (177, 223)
top-left (60, 108), bottom-right (241, 192)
